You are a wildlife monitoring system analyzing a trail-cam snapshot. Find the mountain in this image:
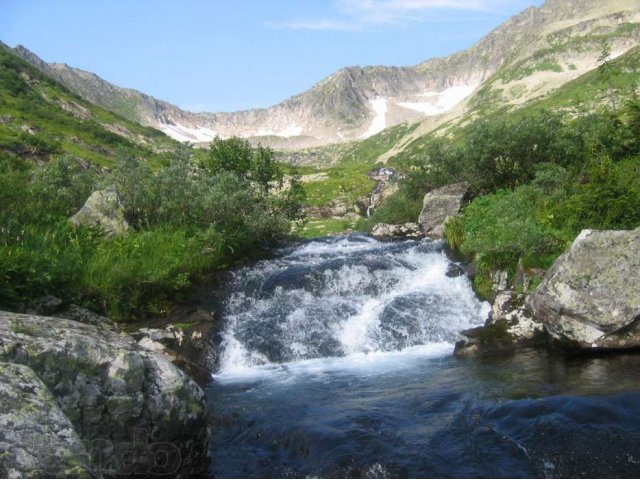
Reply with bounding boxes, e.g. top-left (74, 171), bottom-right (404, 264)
top-left (0, 42), bottom-right (176, 166)
top-left (10, 0), bottom-right (640, 150)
